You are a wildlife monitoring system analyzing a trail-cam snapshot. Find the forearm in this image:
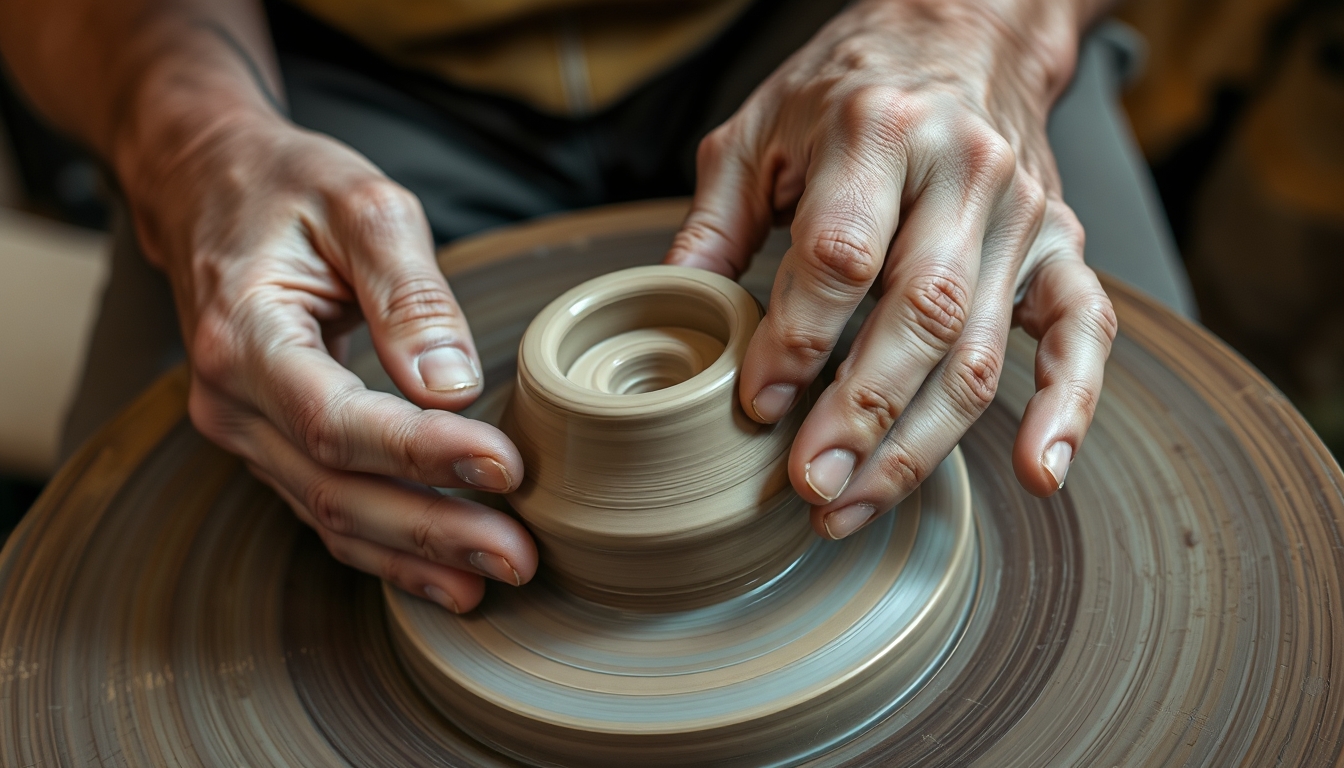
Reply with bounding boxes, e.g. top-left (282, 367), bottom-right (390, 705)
top-left (0, 0), bottom-right (283, 193)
